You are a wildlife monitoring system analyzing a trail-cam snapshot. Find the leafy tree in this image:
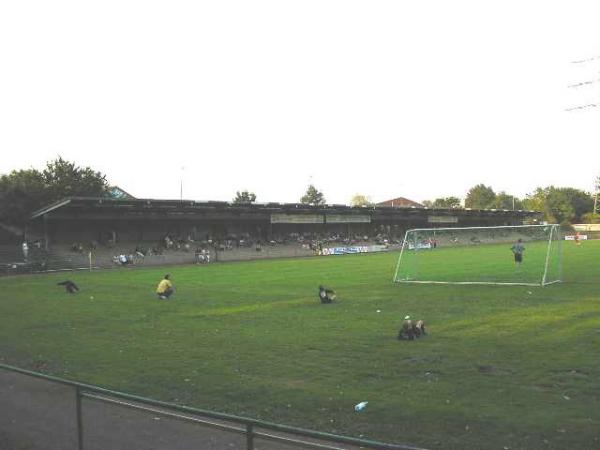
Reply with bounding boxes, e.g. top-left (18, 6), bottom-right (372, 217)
top-left (550, 187), bottom-right (593, 223)
top-left (42, 157), bottom-right (108, 200)
top-left (493, 192), bottom-right (522, 210)
top-left (567, 188), bottom-right (593, 219)
top-left (0, 169), bottom-right (48, 226)
top-left (0, 157), bottom-right (109, 226)
top-left (300, 184), bottom-right (326, 206)
top-left (523, 186), bottom-right (593, 224)
top-left (350, 194), bottom-right (372, 207)
top-left (232, 190), bottom-right (257, 204)
top-left (522, 187), bottom-right (546, 216)
top-left (465, 184), bottom-right (496, 209)
top-left (546, 189), bottom-right (576, 224)
top-left (431, 197), bottom-right (462, 209)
